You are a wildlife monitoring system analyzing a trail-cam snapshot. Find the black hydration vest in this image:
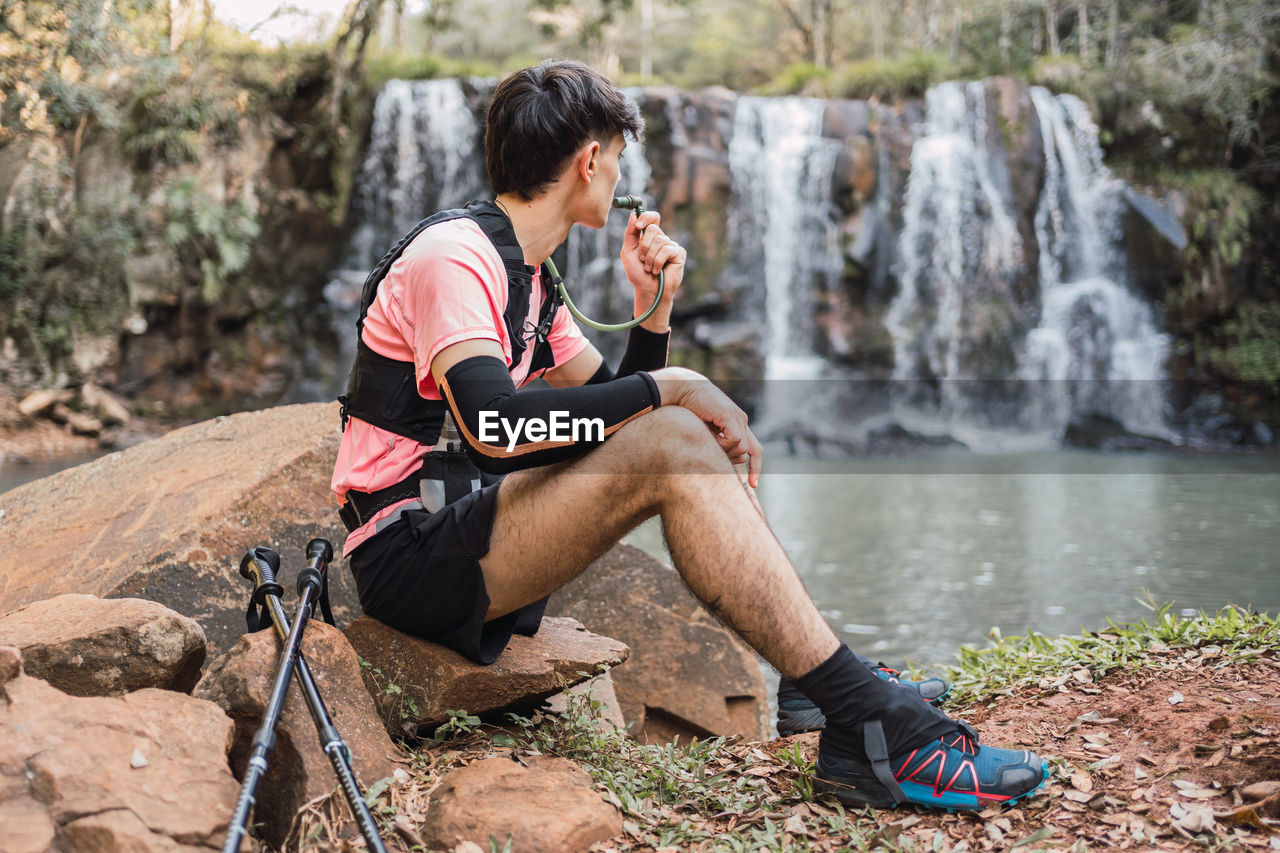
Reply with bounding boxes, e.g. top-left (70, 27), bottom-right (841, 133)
top-left (336, 200), bottom-right (563, 531)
